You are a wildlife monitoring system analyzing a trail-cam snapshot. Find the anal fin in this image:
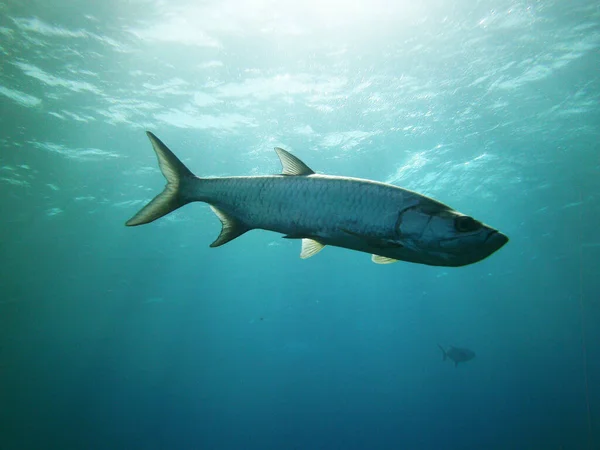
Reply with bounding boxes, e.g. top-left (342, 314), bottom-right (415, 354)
top-left (209, 205), bottom-right (249, 247)
top-left (300, 239), bottom-right (325, 259)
